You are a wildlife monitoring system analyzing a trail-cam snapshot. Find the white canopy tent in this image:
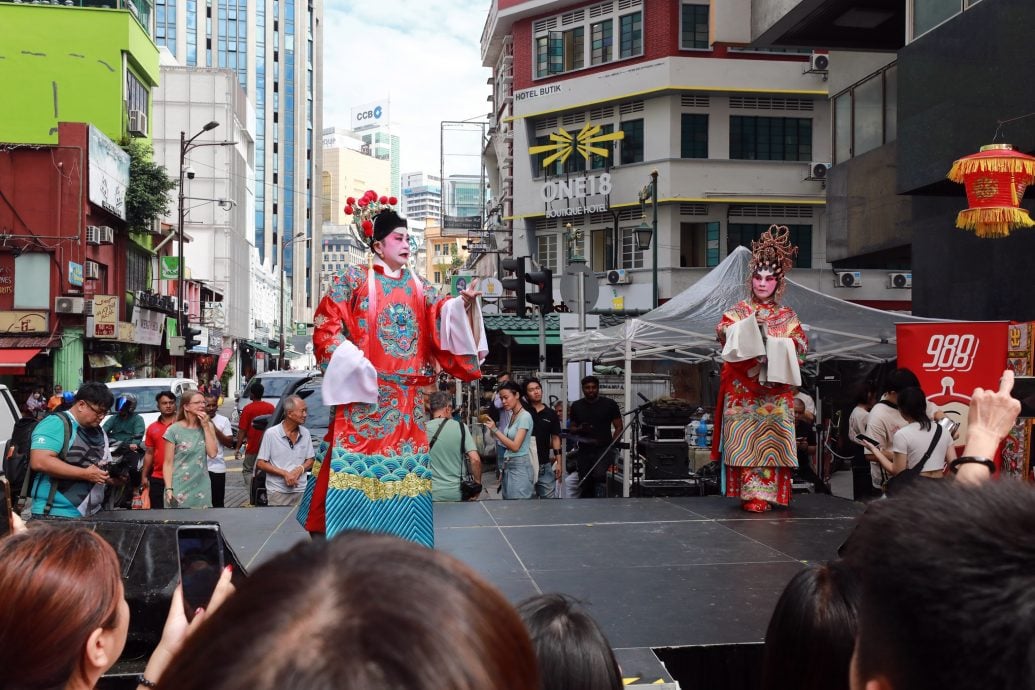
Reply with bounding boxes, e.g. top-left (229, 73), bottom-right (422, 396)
top-left (563, 246), bottom-right (939, 496)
